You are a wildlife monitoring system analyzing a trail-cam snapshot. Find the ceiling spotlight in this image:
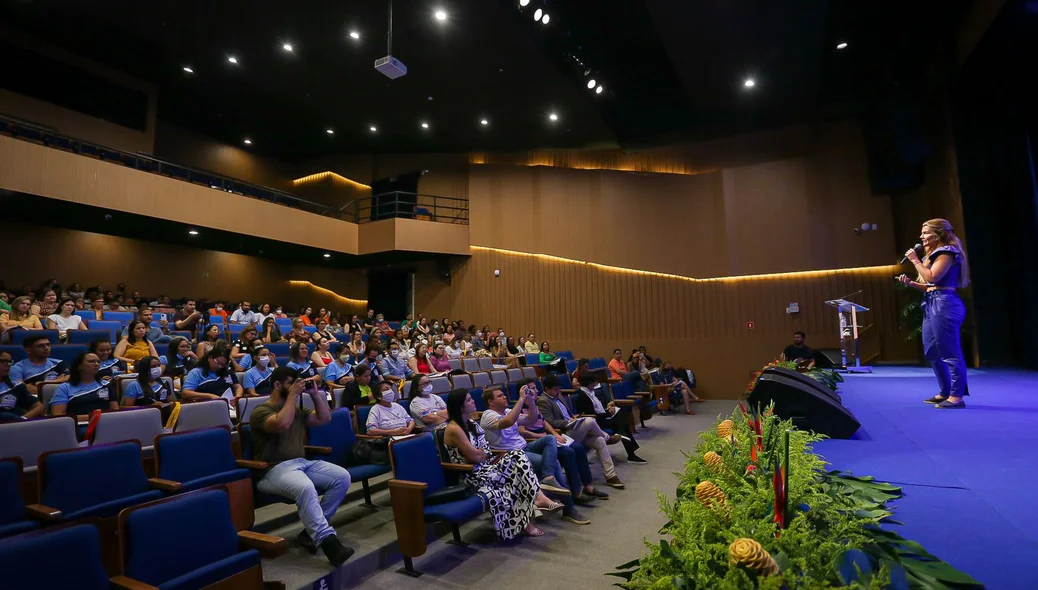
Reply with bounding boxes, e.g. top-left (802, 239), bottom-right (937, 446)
top-left (188, 230), bottom-right (199, 236)
top-left (282, 43), bottom-right (293, 52)
top-left (519, 0), bottom-right (530, 5)
top-left (421, 122), bottom-right (430, 129)
top-left (349, 31), bottom-right (360, 40)
top-left (836, 41), bottom-right (848, 49)
top-left (541, 13), bottom-right (550, 24)
top-left (743, 78), bottom-right (756, 88)
top-left (227, 56), bottom-right (238, 64)
top-left (534, 8), bottom-right (543, 20)
top-left (549, 113), bottom-right (558, 121)
top-left (587, 79), bottom-right (596, 89)
top-left (434, 9), bottom-right (447, 21)
top-left (369, 125), bottom-right (378, 132)
top-left (323, 253), bottom-right (331, 258)
top-left (243, 138), bottom-right (252, 145)
top-left (480, 119), bottom-right (489, 126)
top-left (326, 129), bottom-right (334, 135)
top-left (596, 85), bottom-right (603, 94)
top-left (182, 66), bottom-right (194, 74)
